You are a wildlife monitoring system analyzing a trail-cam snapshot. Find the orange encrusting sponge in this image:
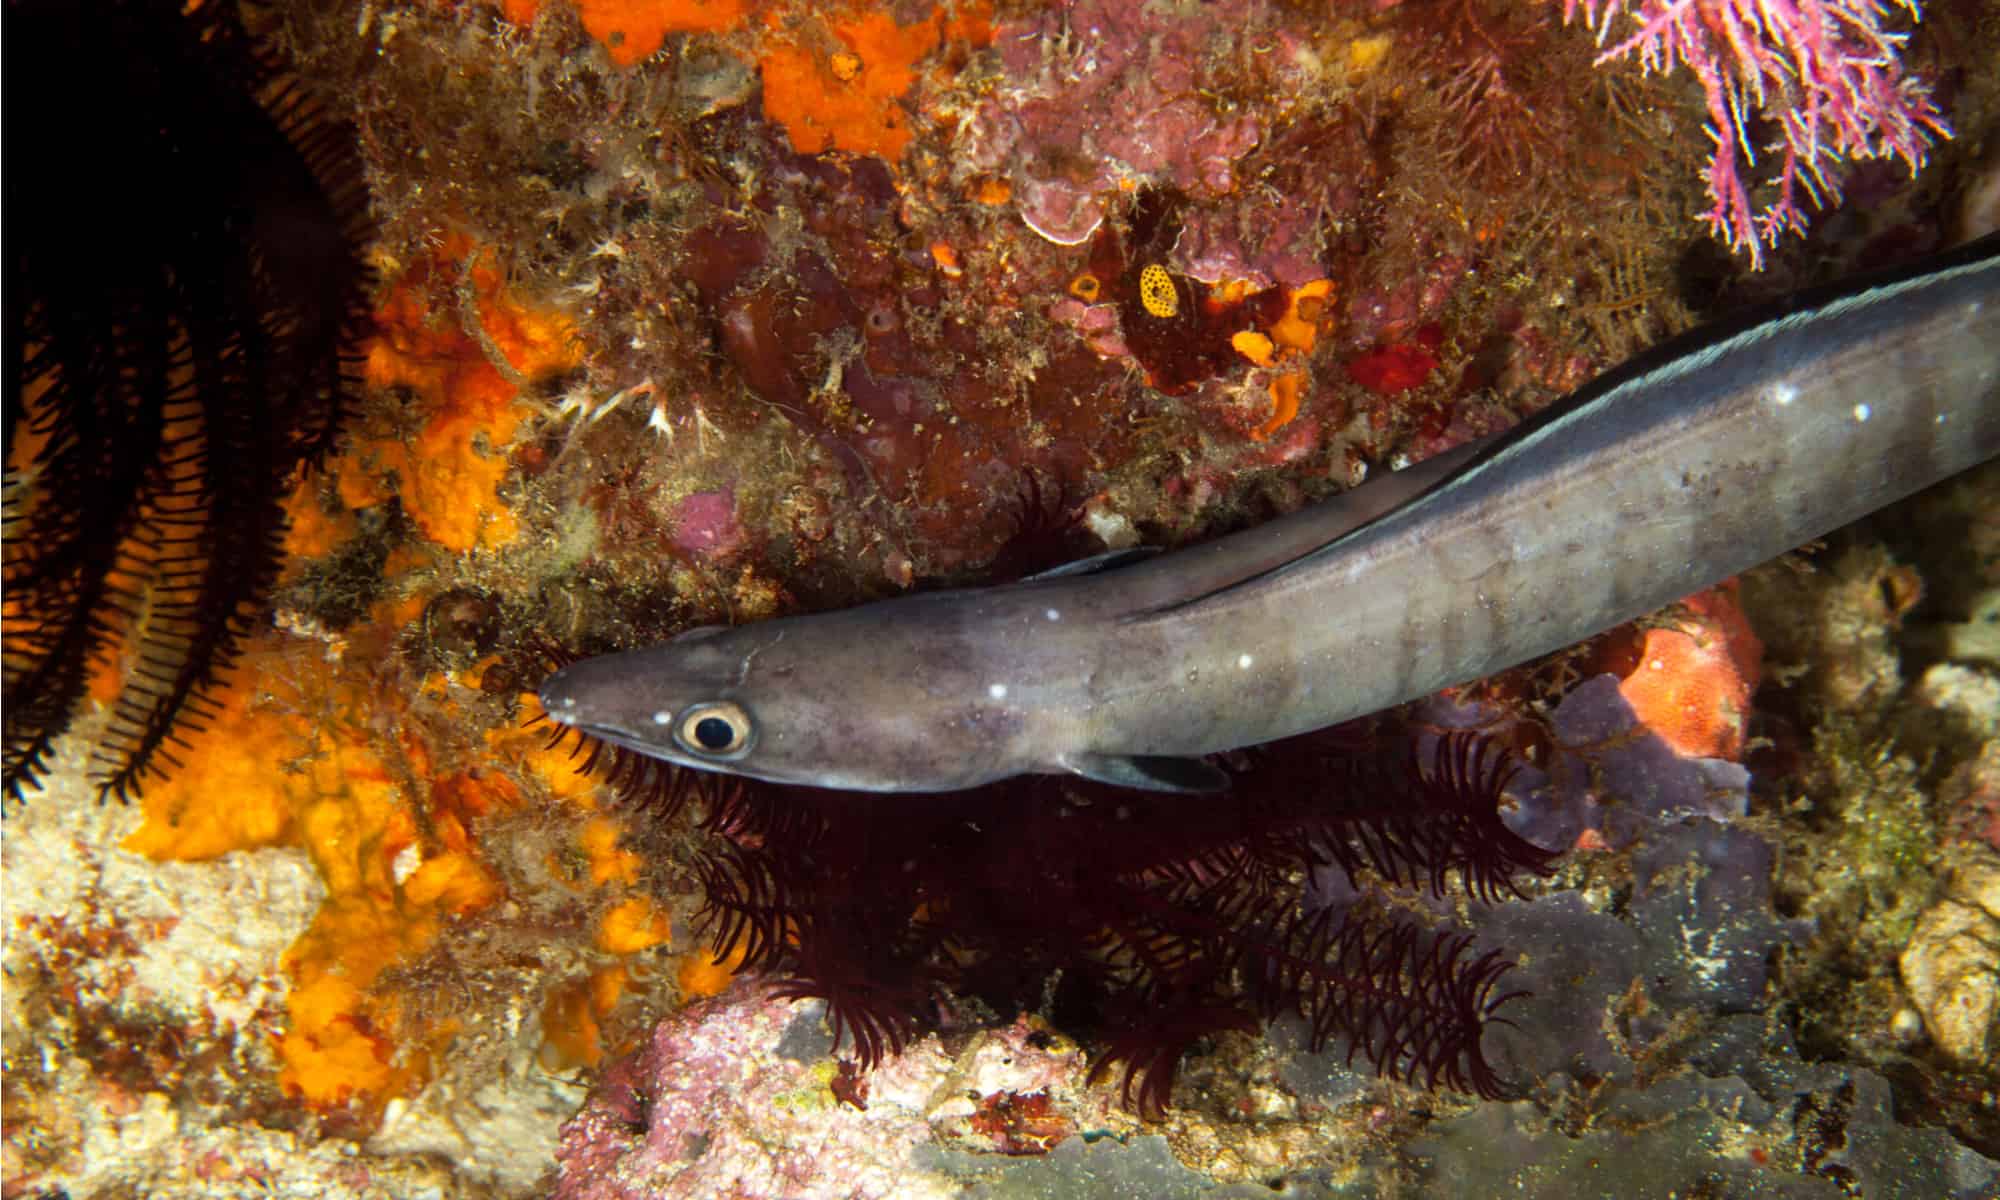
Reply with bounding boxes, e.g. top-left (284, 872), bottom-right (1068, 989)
top-left (351, 238), bottom-right (579, 552)
top-left (118, 638), bottom-right (557, 1113)
top-left (487, 0), bottom-right (754, 66)
top-left (540, 965), bottom-right (633, 1068)
top-left (676, 938), bottom-right (752, 999)
top-left (1617, 580), bottom-right (1764, 761)
top-left (759, 2), bottom-right (994, 161)
top-left (576, 0), bottom-right (755, 66)
top-left (490, 2), bottom-right (992, 165)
